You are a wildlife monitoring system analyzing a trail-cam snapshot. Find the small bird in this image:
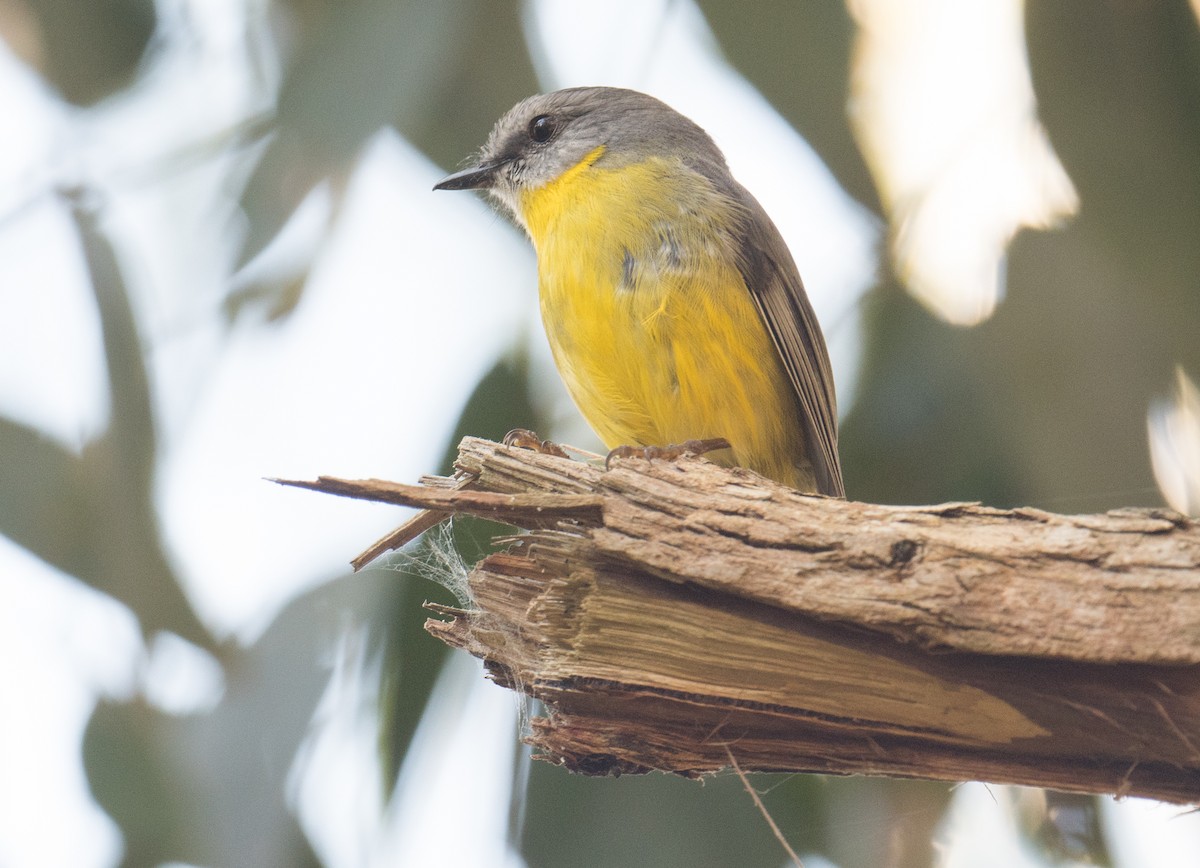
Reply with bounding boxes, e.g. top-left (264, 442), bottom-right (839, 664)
top-left (435, 87), bottom-right (843, 497)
